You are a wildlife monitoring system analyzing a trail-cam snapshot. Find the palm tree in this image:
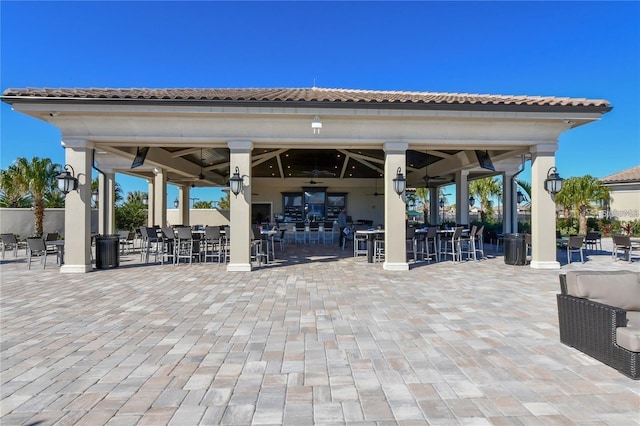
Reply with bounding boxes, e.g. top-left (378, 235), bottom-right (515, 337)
top-left (556, 175), bottom-right (610, 235)
top-left (12, 157), bottom-right (62, 236)
top-left (469, 177), bottom-right (502, 223)
top-left (90, 177), bottom-right (123, 208)
top-left (0, 164), bottom-right (32, 207)
top-left (217, 192), bottom-right (230, 210)
top-left (193, 200), bottom-right (214, 209)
